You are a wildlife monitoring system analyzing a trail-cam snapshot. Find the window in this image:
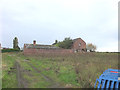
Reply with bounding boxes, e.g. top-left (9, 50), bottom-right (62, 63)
top-left (79, 43), bottom-right (81, 47)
